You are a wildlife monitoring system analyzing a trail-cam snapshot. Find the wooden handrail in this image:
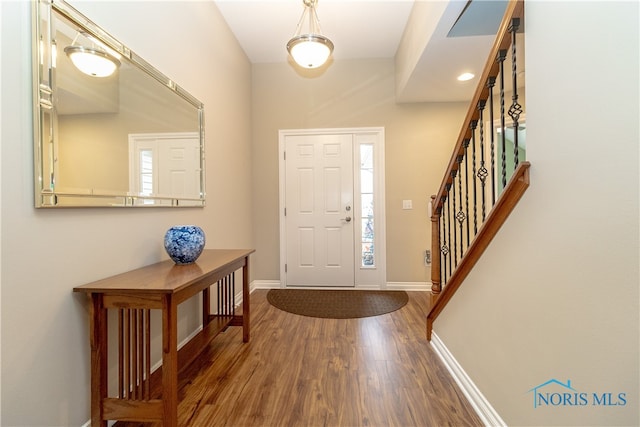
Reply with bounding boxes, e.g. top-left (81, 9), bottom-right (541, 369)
top-left (427, 162), bottom-right (530, 341)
